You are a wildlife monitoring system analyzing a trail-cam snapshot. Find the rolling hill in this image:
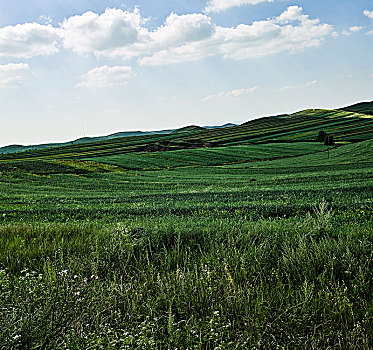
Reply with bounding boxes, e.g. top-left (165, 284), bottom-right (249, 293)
top-left (0, 101), bottom-right (372, 163)
top-left (340, 101), bottom-right (373, 115)
top-left (0, 123), bottom-right (236, 155)
top-left (1, 100), bottom-right (372, 349)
